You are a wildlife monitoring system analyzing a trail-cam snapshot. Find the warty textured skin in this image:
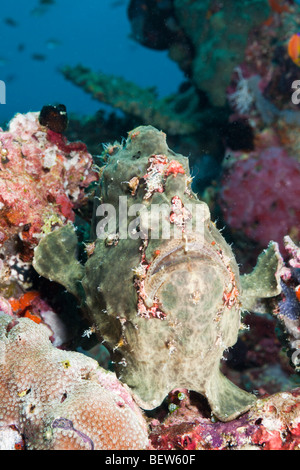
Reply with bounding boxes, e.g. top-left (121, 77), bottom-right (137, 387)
top-left (33, 126), bottom-right (282, 422)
